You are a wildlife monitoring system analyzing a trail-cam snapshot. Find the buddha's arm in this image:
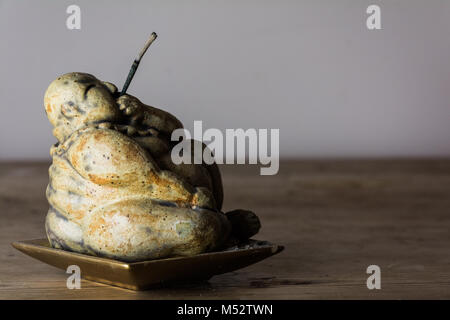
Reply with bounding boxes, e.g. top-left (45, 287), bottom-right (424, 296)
top-left (65, 127), bottom-right (203, 205)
